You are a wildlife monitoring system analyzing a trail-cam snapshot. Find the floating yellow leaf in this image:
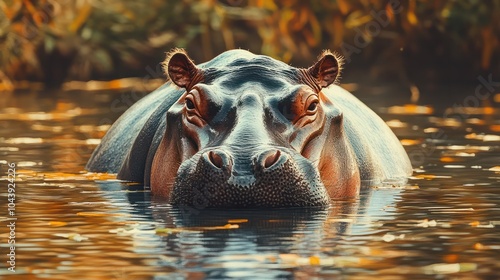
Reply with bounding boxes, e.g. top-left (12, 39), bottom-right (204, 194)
top-left (49, 221), bottom-right (68, 227)
top-left (443, 254), bottom-right (458, 262)
top-left (309, 256), bottom-right (320, 265)
top-left (467, 133), bottom-right (500, 141)
top-left (428, 117), bottom-right (461, 127)
top-left (474, 243), bottom-right (485, 250)
top-left (423, 127), bottom-right (439, 133)
top-left (400, 139), bottom-right (421, 146)
top-left (83, 172), bottom-right (117, 180)
top-left (227, 219), bottom-right (248, 223)
top-left (54, 233), bottom-right (89, 242)
top-left (417, 219), bottom-right (437, 228)
top-left (483, 135), bottom-right (500, 142)
top-left (489, 166), bottom-right (500, 172)
top-left (382, 233), bottom-right (396, 242)
top-left (387, 104), bottom-right (433, 115)
top-left (413, 174), bottom-right (451, 180)
top-left (77, 212), bottom-right (129, 217)
top-left (3, 137), bottom-right (43, 144)
top-left (465, 118), bottom-right (485, 125)
top-left (490, 125), bottom-right (500, 132)
top-left (443, 165), bottom-right (465, 169)
top-left (470, 221), bottom-right (494, 228)
top-left (386, 119), bottom-right (408, 128)
top-left (423, 263), bottom-right (477, 274)
top-left (440, 156), bottom-right (455, 163)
